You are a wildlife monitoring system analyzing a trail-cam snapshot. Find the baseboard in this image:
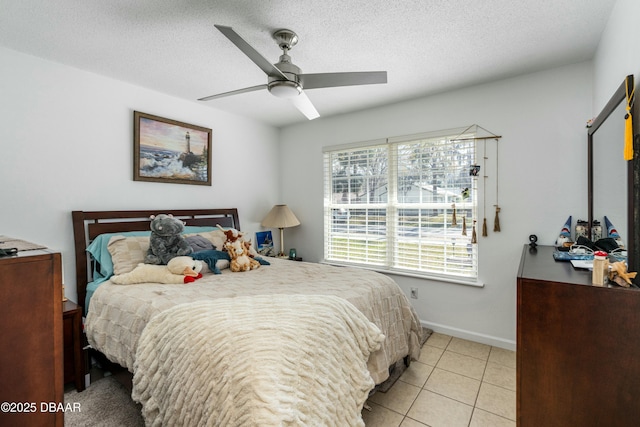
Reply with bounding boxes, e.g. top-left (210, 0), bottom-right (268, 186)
top-left (421, 320), bottom-right (516, 351)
